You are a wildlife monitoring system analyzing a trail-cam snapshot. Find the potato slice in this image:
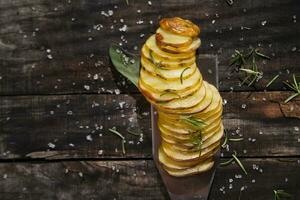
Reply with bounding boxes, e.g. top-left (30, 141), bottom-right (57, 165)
top-left (158, 81), bottom-right (213, 114)
top-left (141, 49), bottom-right (195, 69)
top-left (159, 17), bottom-right (200, 37)
top-left (141, 56), bottom-right (196, 80)
top-left (139, 66), bottom-right (202, 92)
top-left (156, 28), bottom-right (193, 48)
top-left (160, 146), bottom-right (219, 170)
top-left (138, 78), bottom-right (201, 102)
top-left (159, 118), bottom-right (222, 142)
top-left (145, 35), bottom-right (195, 61)
top-left (163, 159), bottom-right (214, 177)
top-left (160, 123), bottom-right (222, 151)
top-left (161, 142), bottom-right (220, 168)
top-left (158, 38), bottom-right (201, 54)
top-left (161, 125), bottom-right (223, 162)
top-left (158, 107), bottom-right (222, 134)
top-left (159, 83), bottom-right (222, 117)
top-left (154, 81), bottom-right (206, 110)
